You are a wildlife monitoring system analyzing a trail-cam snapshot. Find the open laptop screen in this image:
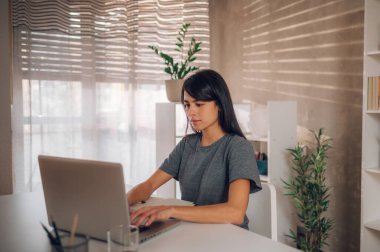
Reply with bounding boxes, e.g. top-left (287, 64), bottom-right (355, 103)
top-left (39, 155), bottom-right (130, 241)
